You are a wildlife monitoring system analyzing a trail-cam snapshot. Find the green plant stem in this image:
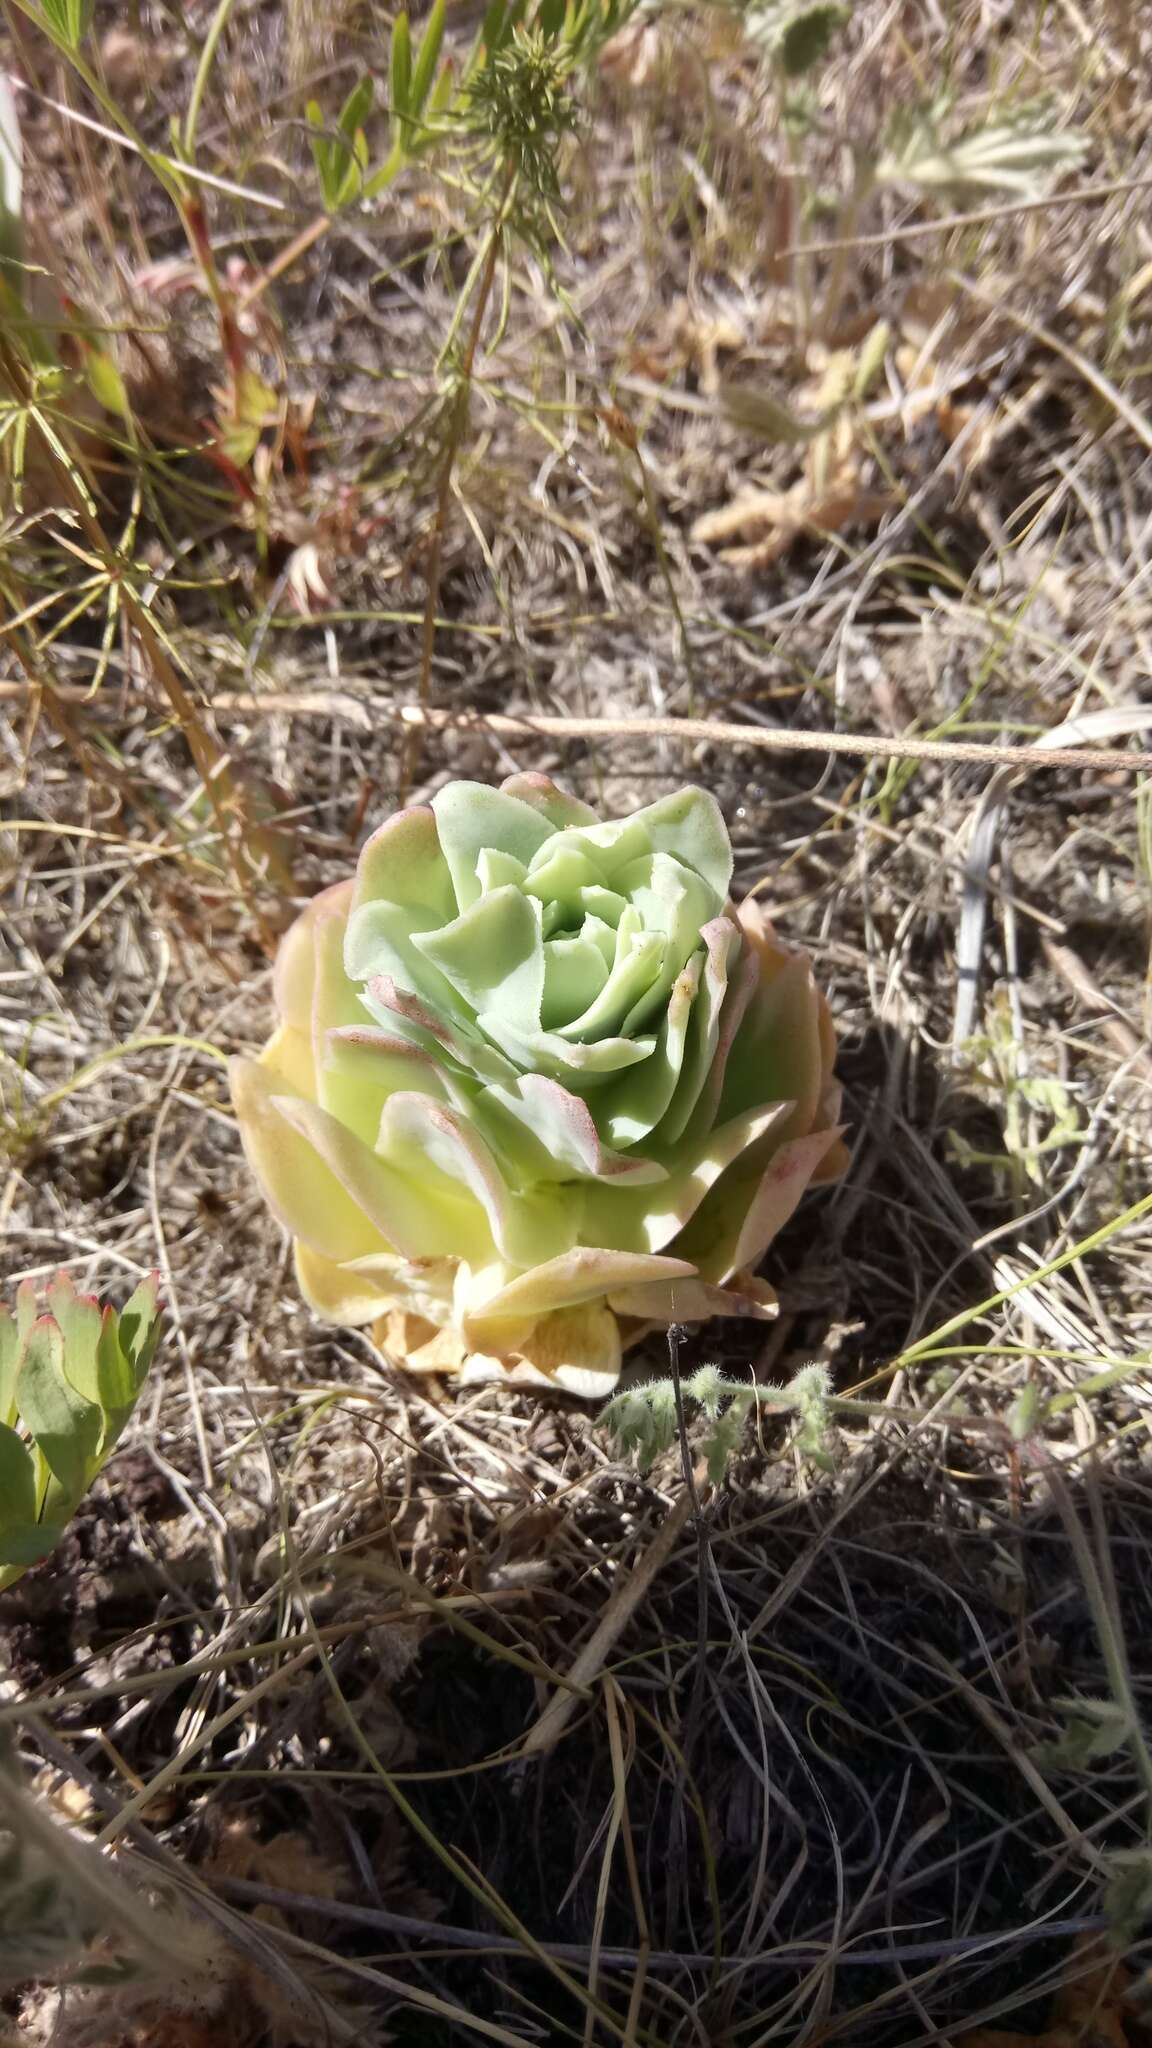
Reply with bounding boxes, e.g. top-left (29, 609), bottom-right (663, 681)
top-left (182, 0), bottom-right (240, 158)
top-left (1043, 1460), bottom-right (1152, 1831)
top-left (7, 0), bottom-right (184, 203)
top-left (892, 1191), bottom-right (1152, 1372)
